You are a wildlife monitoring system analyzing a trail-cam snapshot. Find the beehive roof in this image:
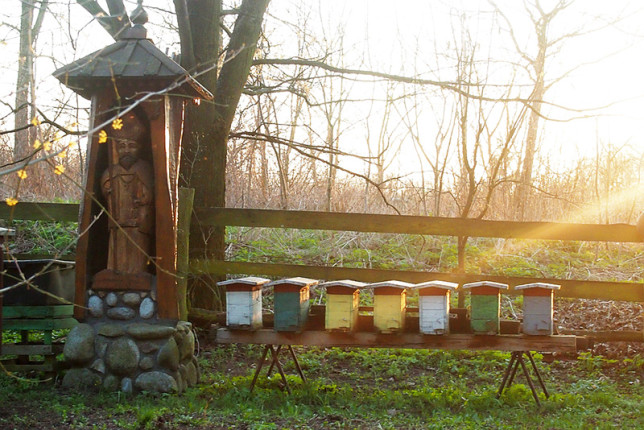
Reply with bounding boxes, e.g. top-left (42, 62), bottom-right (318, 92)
top-left (269, 277), bottom-right (319, 287)
top-left (320, 280), bottom-right (367, 288)
top-left (462, 281), bottom-right (508, 290)
top-left (412, 280), bottom-right (458, 290)
top-left (369, 280), bottom-right (412, 289)
top-left (217, 276), bottom-right (271, 286)
top-left (515, 282), bottom-right (561, 290)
